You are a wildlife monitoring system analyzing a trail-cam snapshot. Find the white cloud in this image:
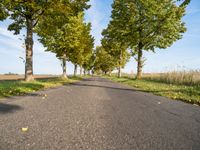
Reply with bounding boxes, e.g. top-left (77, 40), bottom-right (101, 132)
top-left (0, 26), bottom-right (23, 49)
top-left (187, 8), bottom-right (200, 15)
top-left (85, 0), bottom-right (111, 47)
top-left (0, 26), bottom-right (47, 55)
top-left (0, 20), bottom-right (62, 74)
